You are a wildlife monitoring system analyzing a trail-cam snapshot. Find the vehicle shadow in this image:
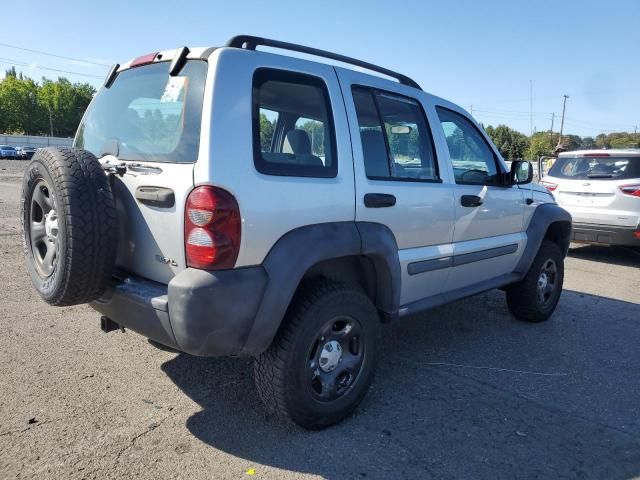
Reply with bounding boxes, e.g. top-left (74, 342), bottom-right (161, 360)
top-left (568, 244), bottom-right (640, 268)
top-left (161, 289), bottom-right (640, 479)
